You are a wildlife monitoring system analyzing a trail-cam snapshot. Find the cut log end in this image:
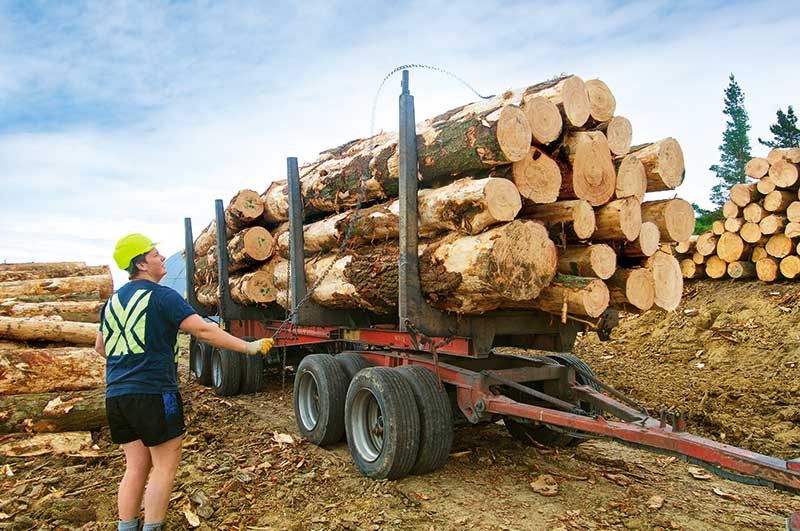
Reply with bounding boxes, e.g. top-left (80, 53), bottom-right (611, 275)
top-left (571, 132), bottom-right (616, 206)
top-left (522, 96), bottom-right (562, 145)
top-left (484, 177), bottom-right (524, 222)
top-left (561, 76), bottom-right (591, 128)
top-left (634, 138), bottom-right (685, 191)
top-left (756, 257), bottom-right (779, 282)
top-left (512, 148), bottom-right (562, 204)
top-left (585, 79), bottom-right (616, 123)
top-left (633, 222), bottom-right (661, 257)
top-left (646, 251), bottom-right (682, 311)
top-left (496, 105), bottom-right (533, 163)
top-left (605, 116), bottom-right (632, 157)
top-left (780, 255), bottom-right (800, 279)
top-left (745, 157), bottom-right (770, 179)
top-left (614, 154), bottom-right (646, 201)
